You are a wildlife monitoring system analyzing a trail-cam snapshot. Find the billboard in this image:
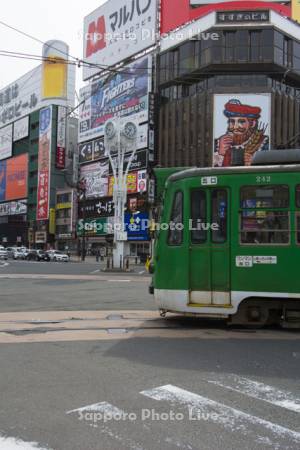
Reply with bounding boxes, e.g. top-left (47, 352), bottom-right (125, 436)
top-left (6, 154), bottom-right (28, 201)
top-left (0, 64), bottom-right (75, 129)
top-left (37, 107), bottom-right (52, 220)
top-left (80, 160), bottom-right (109, 199)
top-left (213, 94), bottom-right (271, 167)
top-left (83, 0), bottom-right (157, 80)
top-left (125, 212), bottom-right (150, 241)
top-left (108, 171), bottom-right (142, 196)
top-left (13, 116), bottom-right (29, 142)
top-left (0, 154), bottom-right (28, 202)
top-left (160, 0), bottom-right (290, 35)
top-left (0, 124), bottom-right (13, 161)
top-left (79, 56), bottom-right (151, 143)
top-left (56, 106), bottom-right (67, 169)
top-left (0, 200), bottom-right (27, 216)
